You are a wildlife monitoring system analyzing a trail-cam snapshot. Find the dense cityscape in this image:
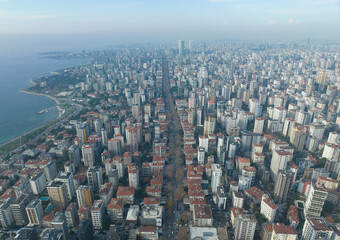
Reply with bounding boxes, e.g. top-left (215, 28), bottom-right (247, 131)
top-left (0, 40), bottom-right (339, 240)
